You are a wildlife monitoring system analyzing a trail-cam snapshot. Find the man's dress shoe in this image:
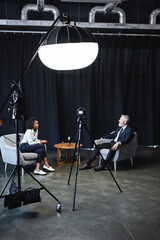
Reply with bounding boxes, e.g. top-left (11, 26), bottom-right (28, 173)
top-left (94, 165), bottom-right (105, 171)
top-left (79, 164), bottom-right (91, 170)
